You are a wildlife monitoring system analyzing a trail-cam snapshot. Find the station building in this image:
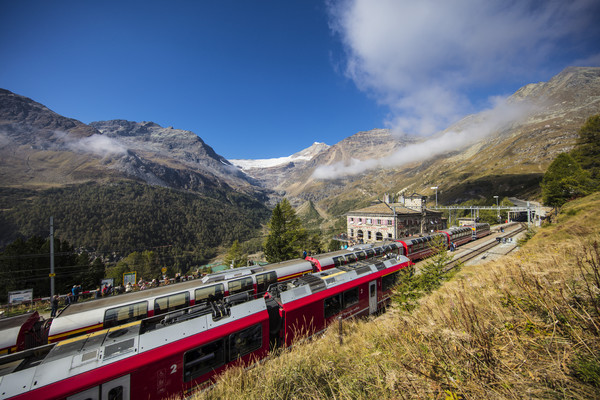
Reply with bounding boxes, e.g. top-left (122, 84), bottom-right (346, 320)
top-left (346, 193), bottom-right (445, 244)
